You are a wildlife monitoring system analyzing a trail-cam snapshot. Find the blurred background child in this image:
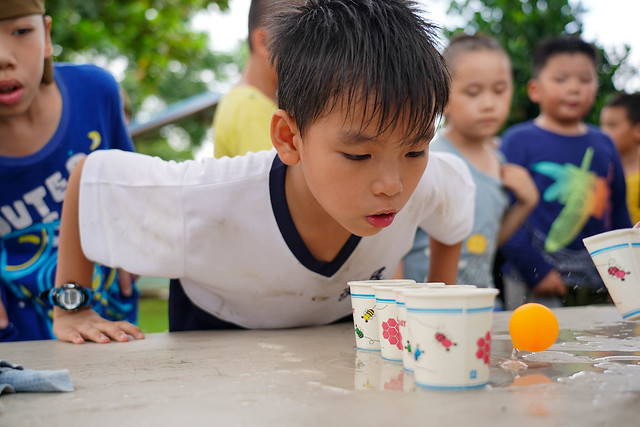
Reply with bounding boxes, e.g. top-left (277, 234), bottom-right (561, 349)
top-left (499, 35), bottom-right (631, 308)
top-left (600, 92), bottom-right (640, 224)
top-left (0, 1), bottom-right (138, 341)
top-left (401, 34), bottom-right (538, 299)
top-left (212, 0), bottom-right (278, 158)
